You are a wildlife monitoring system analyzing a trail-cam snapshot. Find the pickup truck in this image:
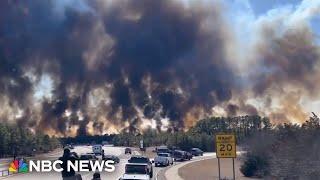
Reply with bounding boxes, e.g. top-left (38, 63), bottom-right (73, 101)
top-left (119, 163), bottom-right (151, 180)
top-left (128, 156), bottom-right (153, 178)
